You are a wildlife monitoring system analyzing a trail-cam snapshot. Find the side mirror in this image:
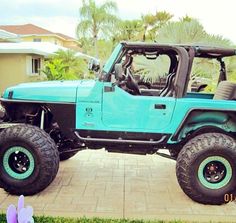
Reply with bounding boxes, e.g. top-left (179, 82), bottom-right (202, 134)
top-left (114, 63), bottom-right (124, 80)
top-left (88, 58), bottom-right (100, 72)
